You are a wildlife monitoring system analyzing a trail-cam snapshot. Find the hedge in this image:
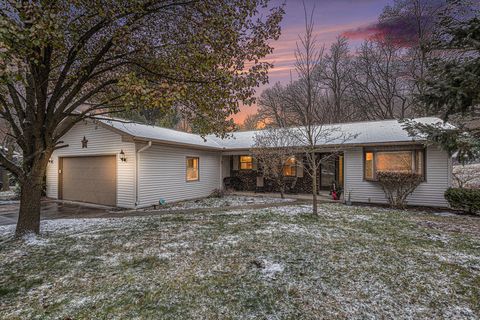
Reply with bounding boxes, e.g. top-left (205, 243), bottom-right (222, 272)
top-left (444, 188), bottom-right (480, 214)
top-left (377, 171), bottom-right (423, 209)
